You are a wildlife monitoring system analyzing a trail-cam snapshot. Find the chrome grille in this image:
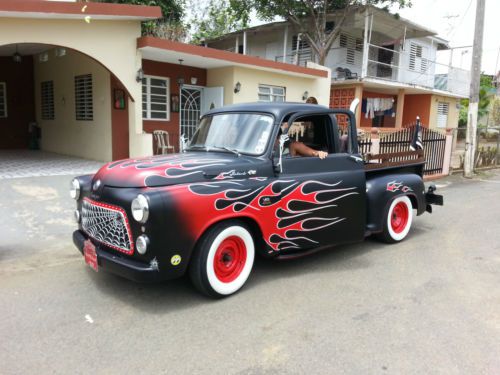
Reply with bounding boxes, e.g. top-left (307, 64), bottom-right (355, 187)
top-left (81, 198), bottom-right (134, 254)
